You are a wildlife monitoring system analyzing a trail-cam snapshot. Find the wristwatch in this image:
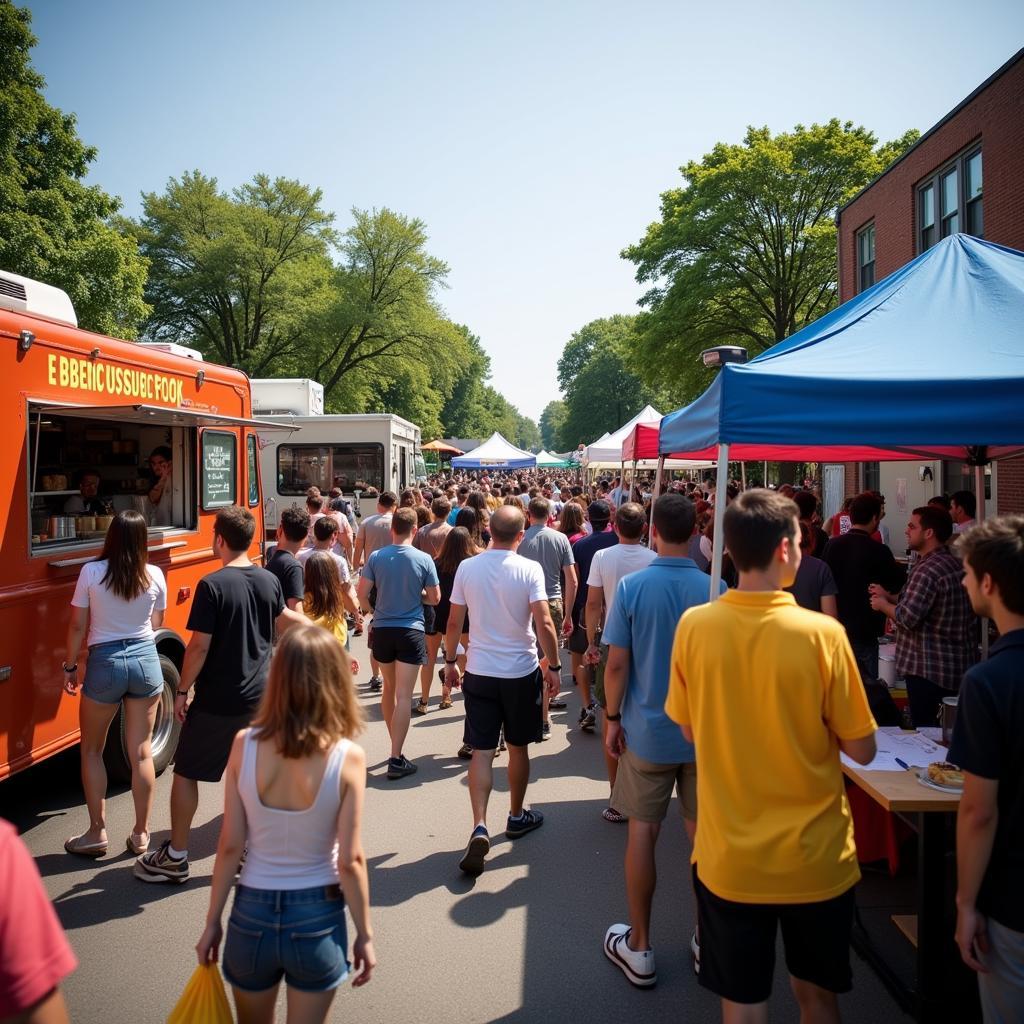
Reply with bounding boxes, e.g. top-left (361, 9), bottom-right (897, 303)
top-left (62, 662), bottom-right (78, 673)
top-left (176, 690), bottom-right (190, 698)
top-left (549, 663), bottom-right (562, 673)
top-left (605, 711), bottom-right (622, 722)
top-left (445, 658), bottom-right (458, 665)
